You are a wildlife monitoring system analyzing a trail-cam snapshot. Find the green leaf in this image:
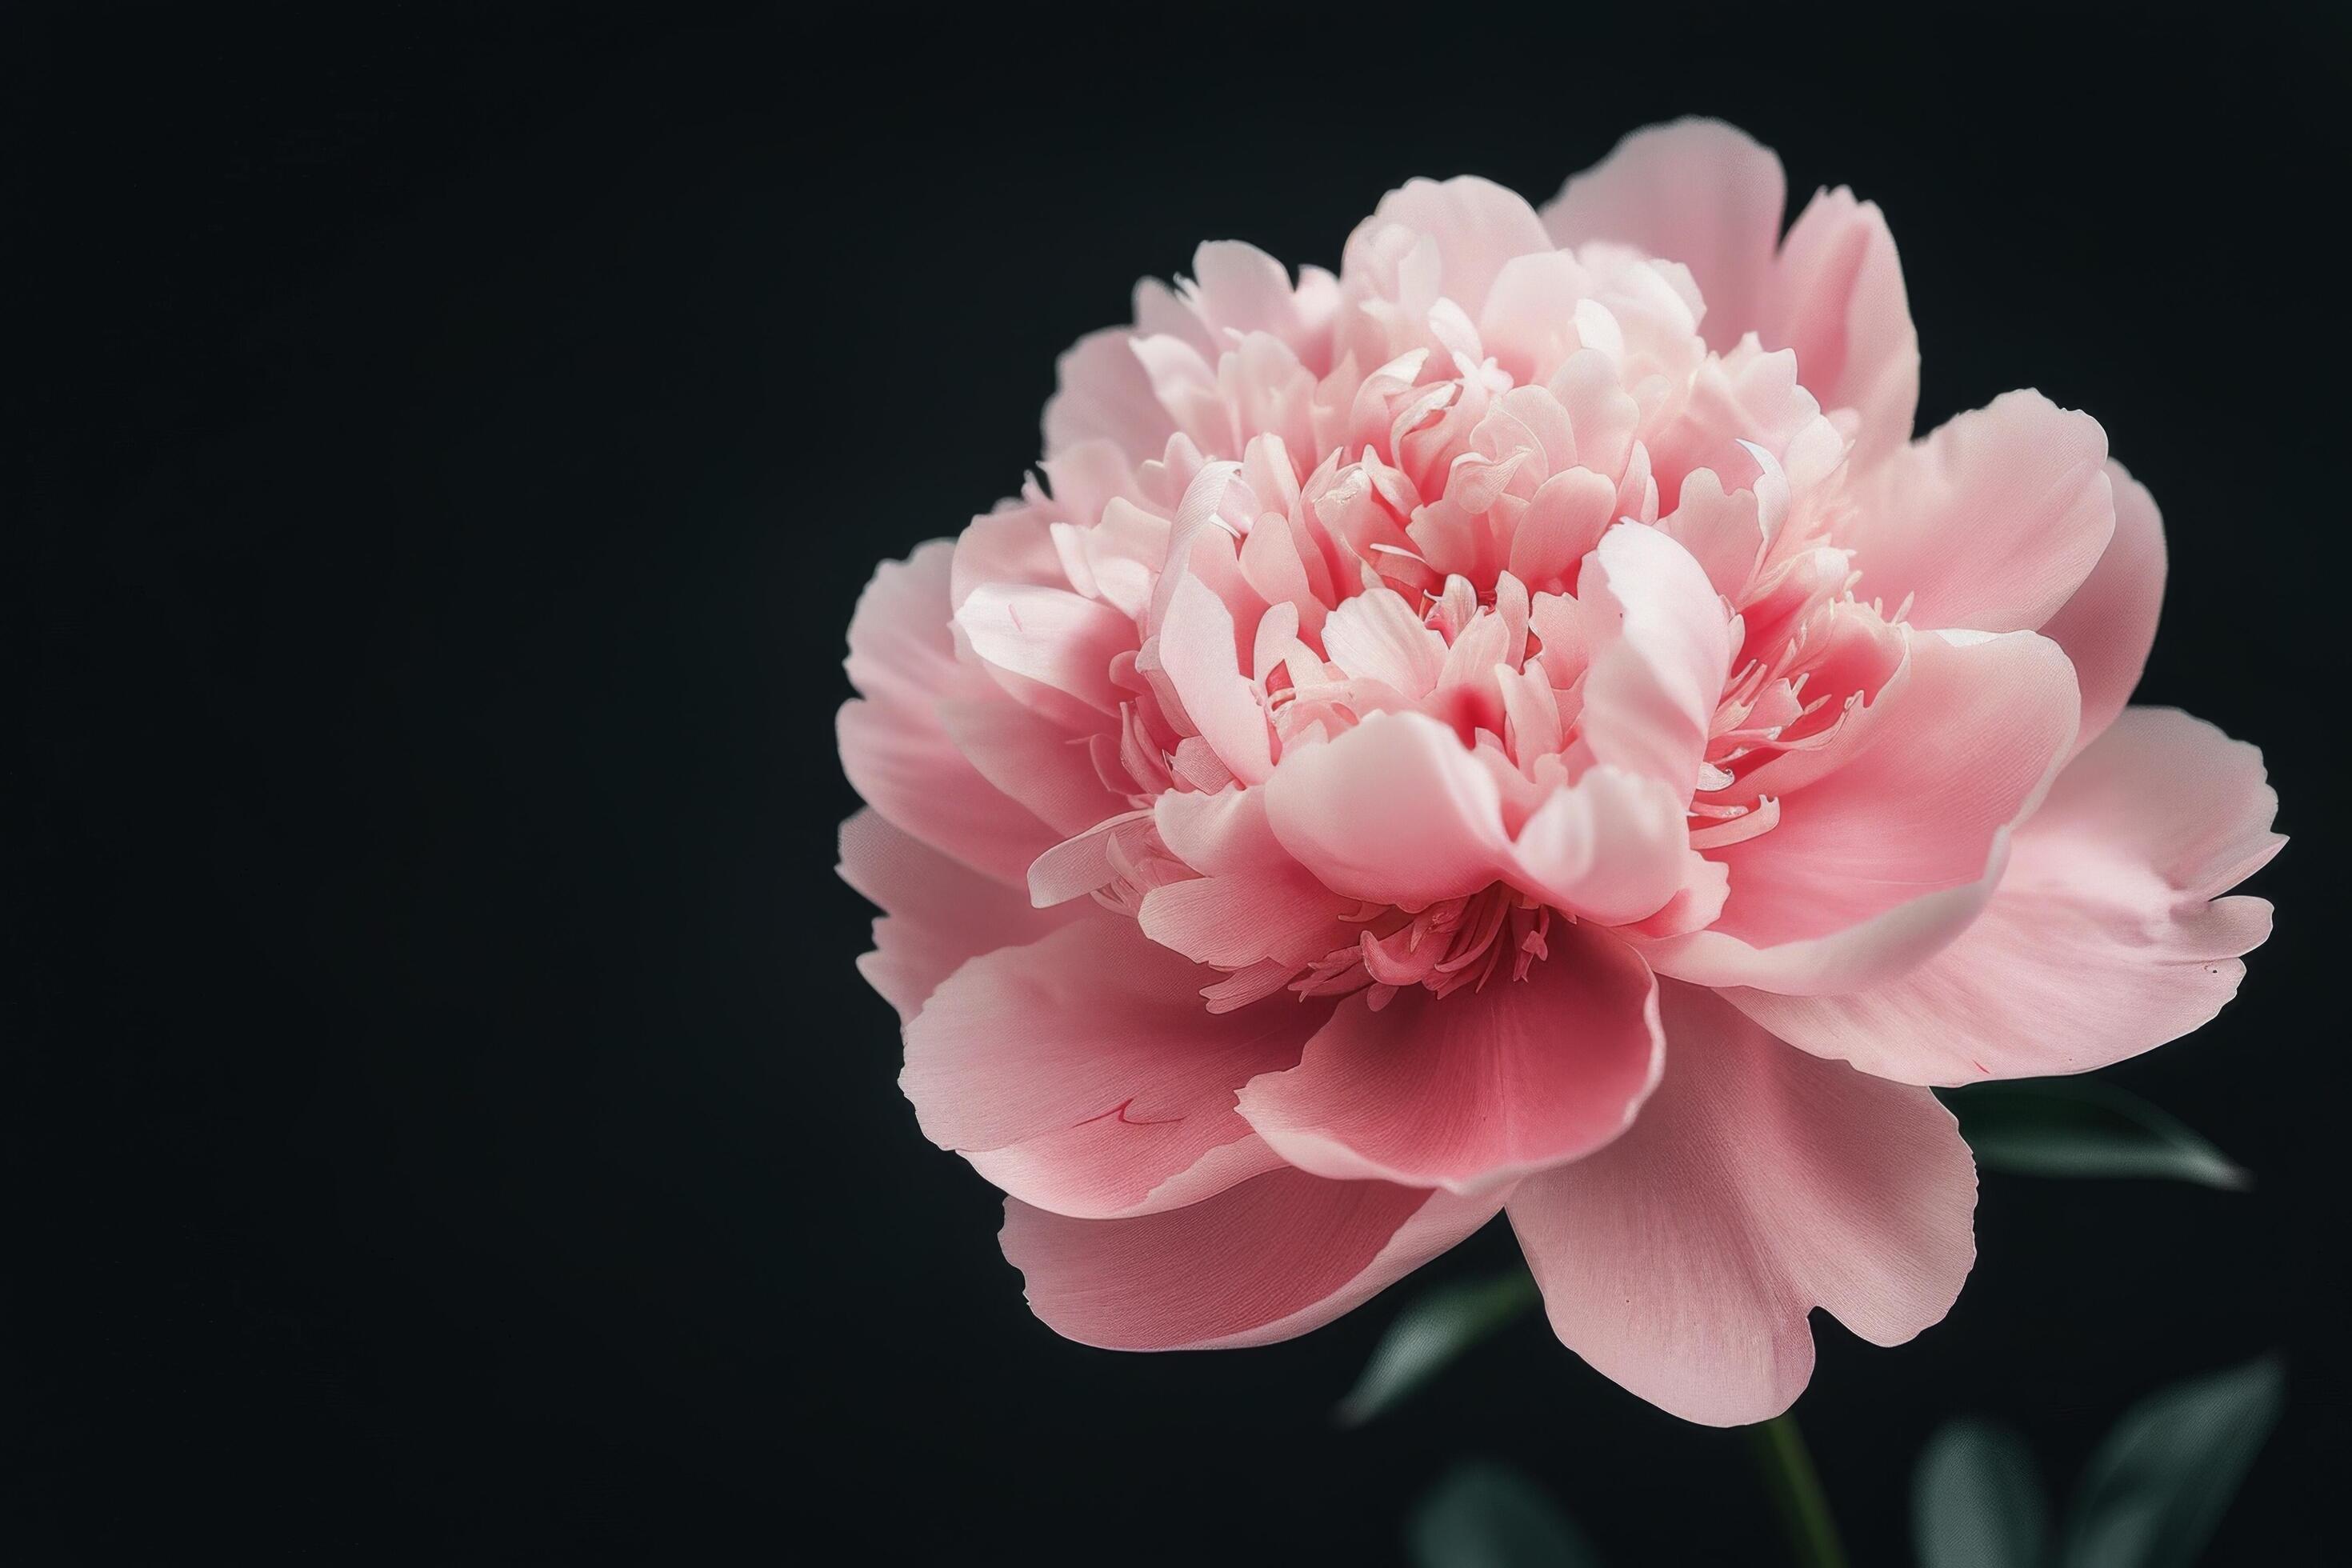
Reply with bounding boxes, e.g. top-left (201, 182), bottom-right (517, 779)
top-left (1336, 1269), bottom-right (1539, 1427)
top-left (1408, 1461), bottom-right (1603, 1568)
top-left (1913, 1418), bottom-right (2050, 1568)
top-left (2060, 1355), bottom-right (2284, 1568)
top-left (1941, 1078), bottom-right (2250, 1190)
